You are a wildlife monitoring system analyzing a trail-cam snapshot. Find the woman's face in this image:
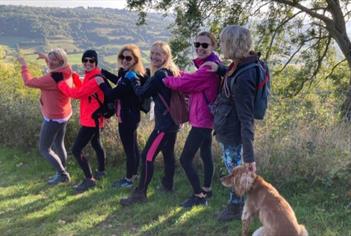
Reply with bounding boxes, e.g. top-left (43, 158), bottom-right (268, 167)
top-left (119, 50), bottom-right (136, 70)
top-left (194, 35), bottom-right (214, 59)
top-left (48, 53), bottom-right (63, 70)
top-left (150, 46), bottom-right (167, 69)
top-left (82, 57), bottom-right (97, 72)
